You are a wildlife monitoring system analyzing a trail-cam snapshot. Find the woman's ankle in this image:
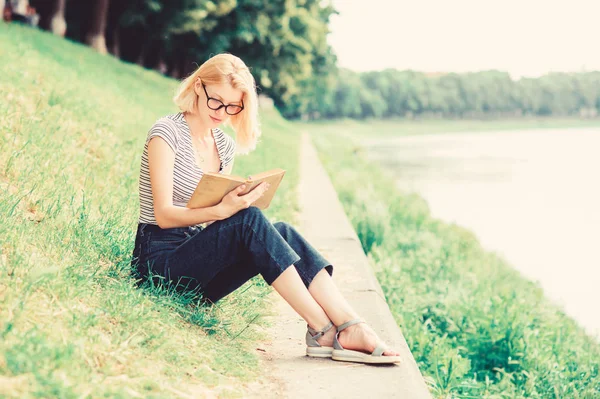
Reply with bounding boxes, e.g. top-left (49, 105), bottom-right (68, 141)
top-left (316, 324), bottom-right (336, 346)
top-left (309, 320), bottom-right (334, 336)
